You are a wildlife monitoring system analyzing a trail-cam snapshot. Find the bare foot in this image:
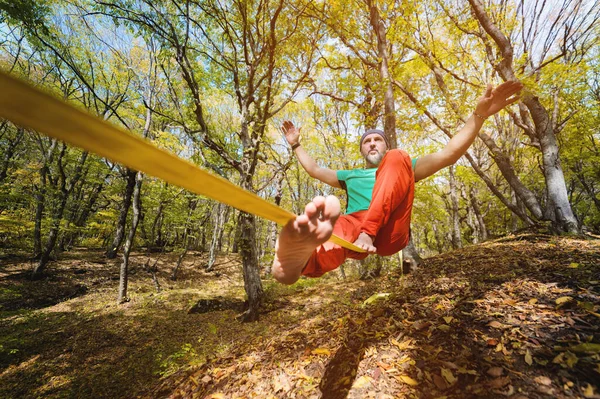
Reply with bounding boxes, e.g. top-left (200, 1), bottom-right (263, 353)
top-left (271, 196), bottom-right (341, 285)
top-left (354, 232), bottom-right (377, 254)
